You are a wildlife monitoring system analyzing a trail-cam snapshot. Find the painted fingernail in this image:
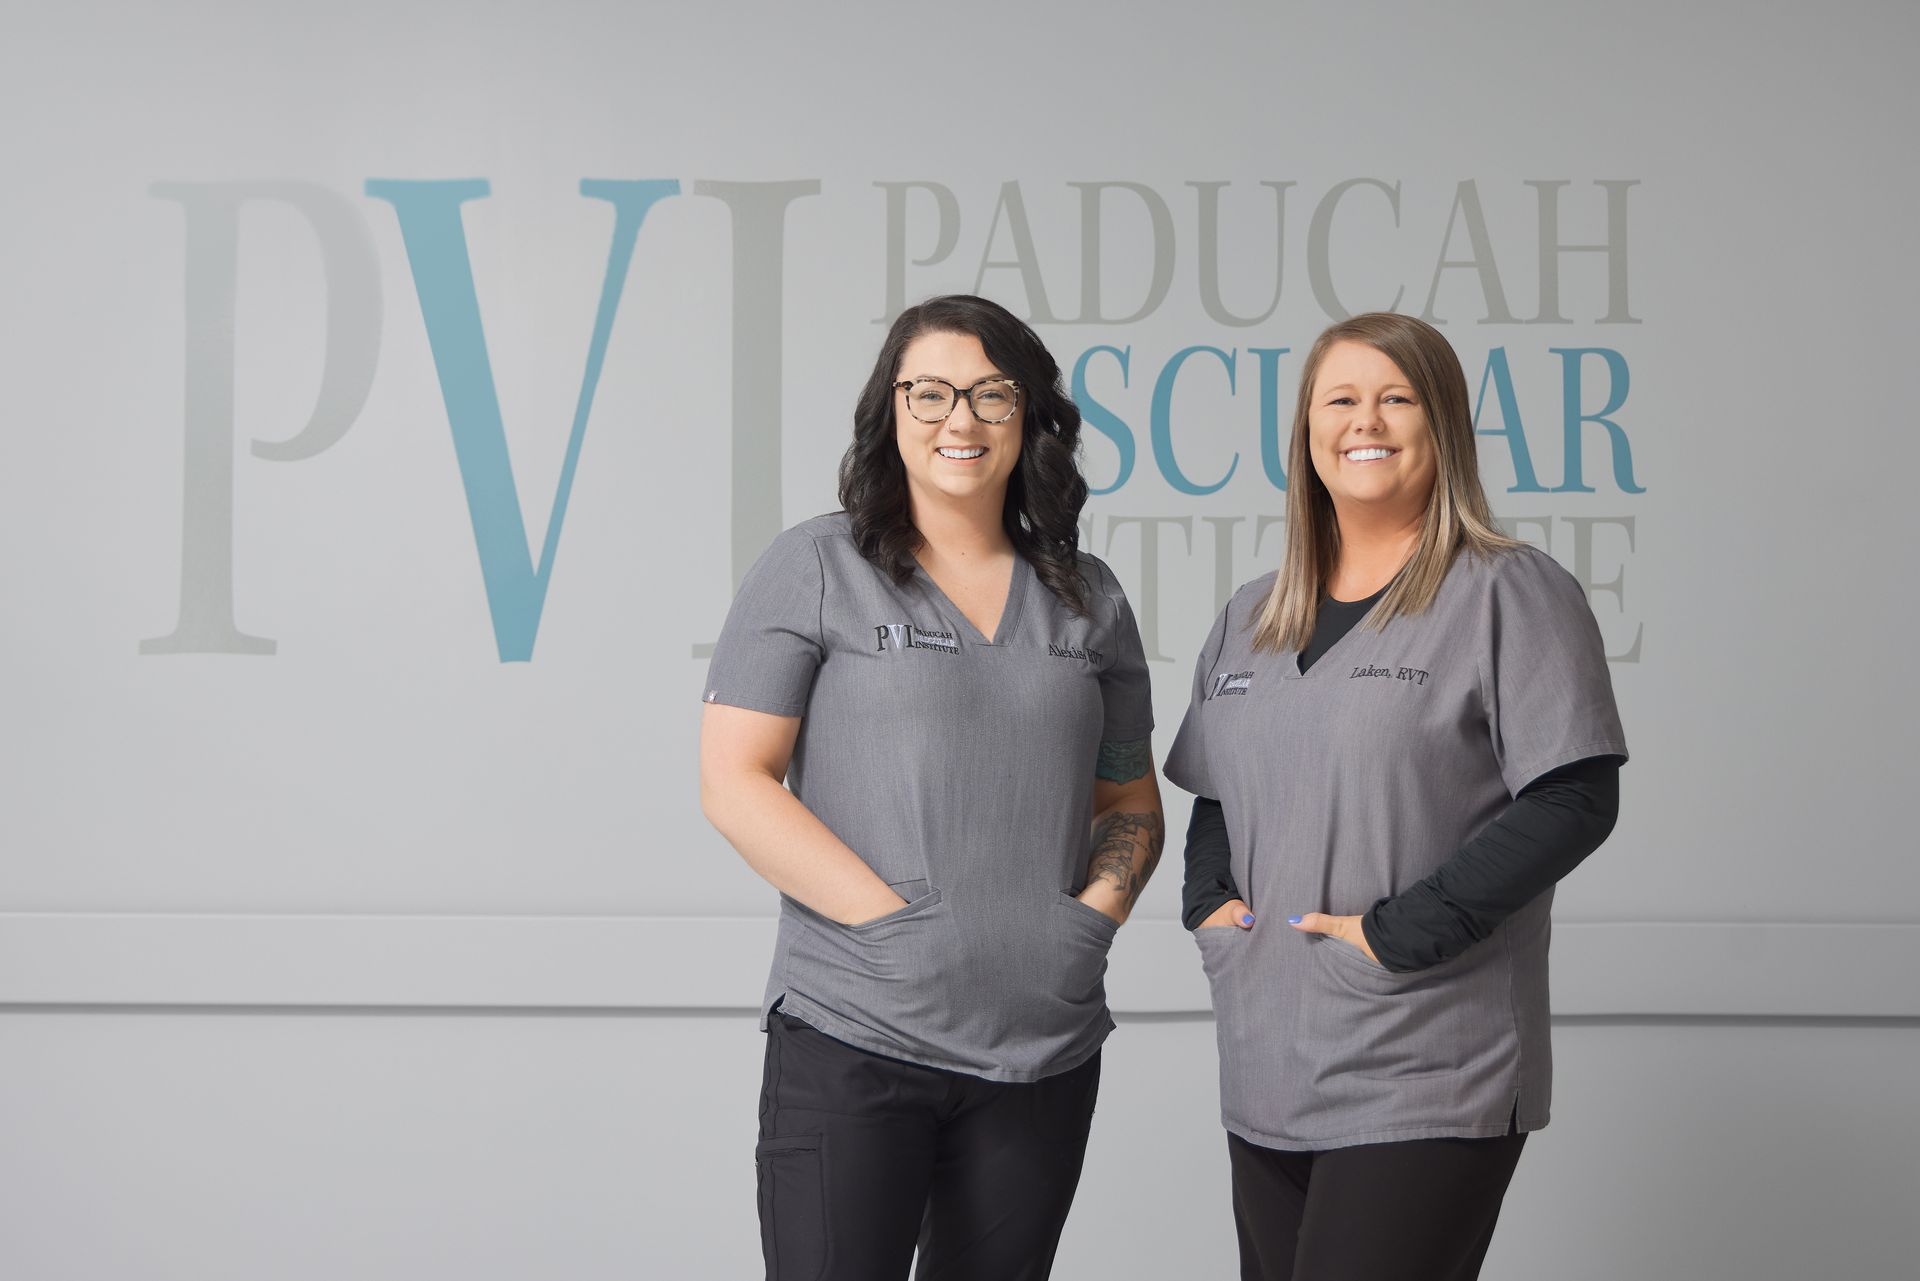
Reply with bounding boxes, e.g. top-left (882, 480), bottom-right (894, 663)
top-left (1241, 914), bottom-right (1255, 926)
top-left (1287, 915), bottom-right (1303, 925)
